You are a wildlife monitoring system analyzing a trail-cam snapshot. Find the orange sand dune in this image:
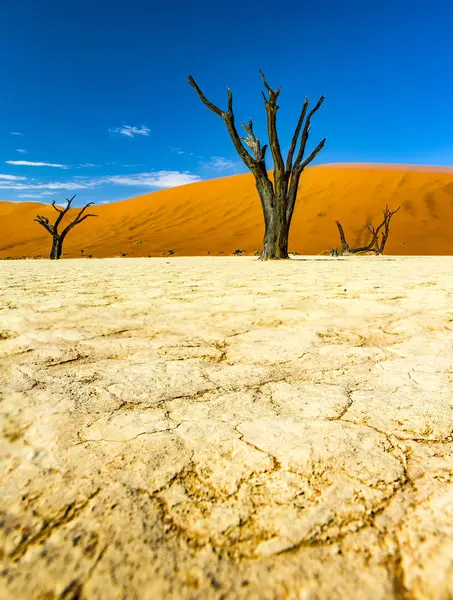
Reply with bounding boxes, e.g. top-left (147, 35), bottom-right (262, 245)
top-left (1, 163), bottom-right (453, 258)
